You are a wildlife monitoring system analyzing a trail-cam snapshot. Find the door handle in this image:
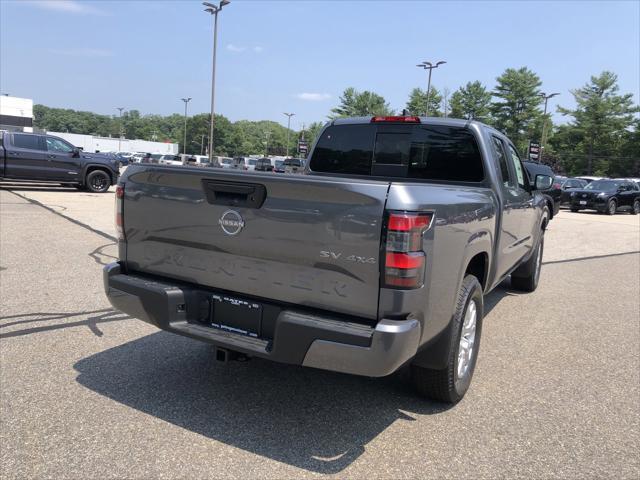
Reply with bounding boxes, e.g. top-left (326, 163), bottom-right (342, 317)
top-left (48, 155), bottom-right (56, 159)
top-left (9, 151), bottom-right (19, 156)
